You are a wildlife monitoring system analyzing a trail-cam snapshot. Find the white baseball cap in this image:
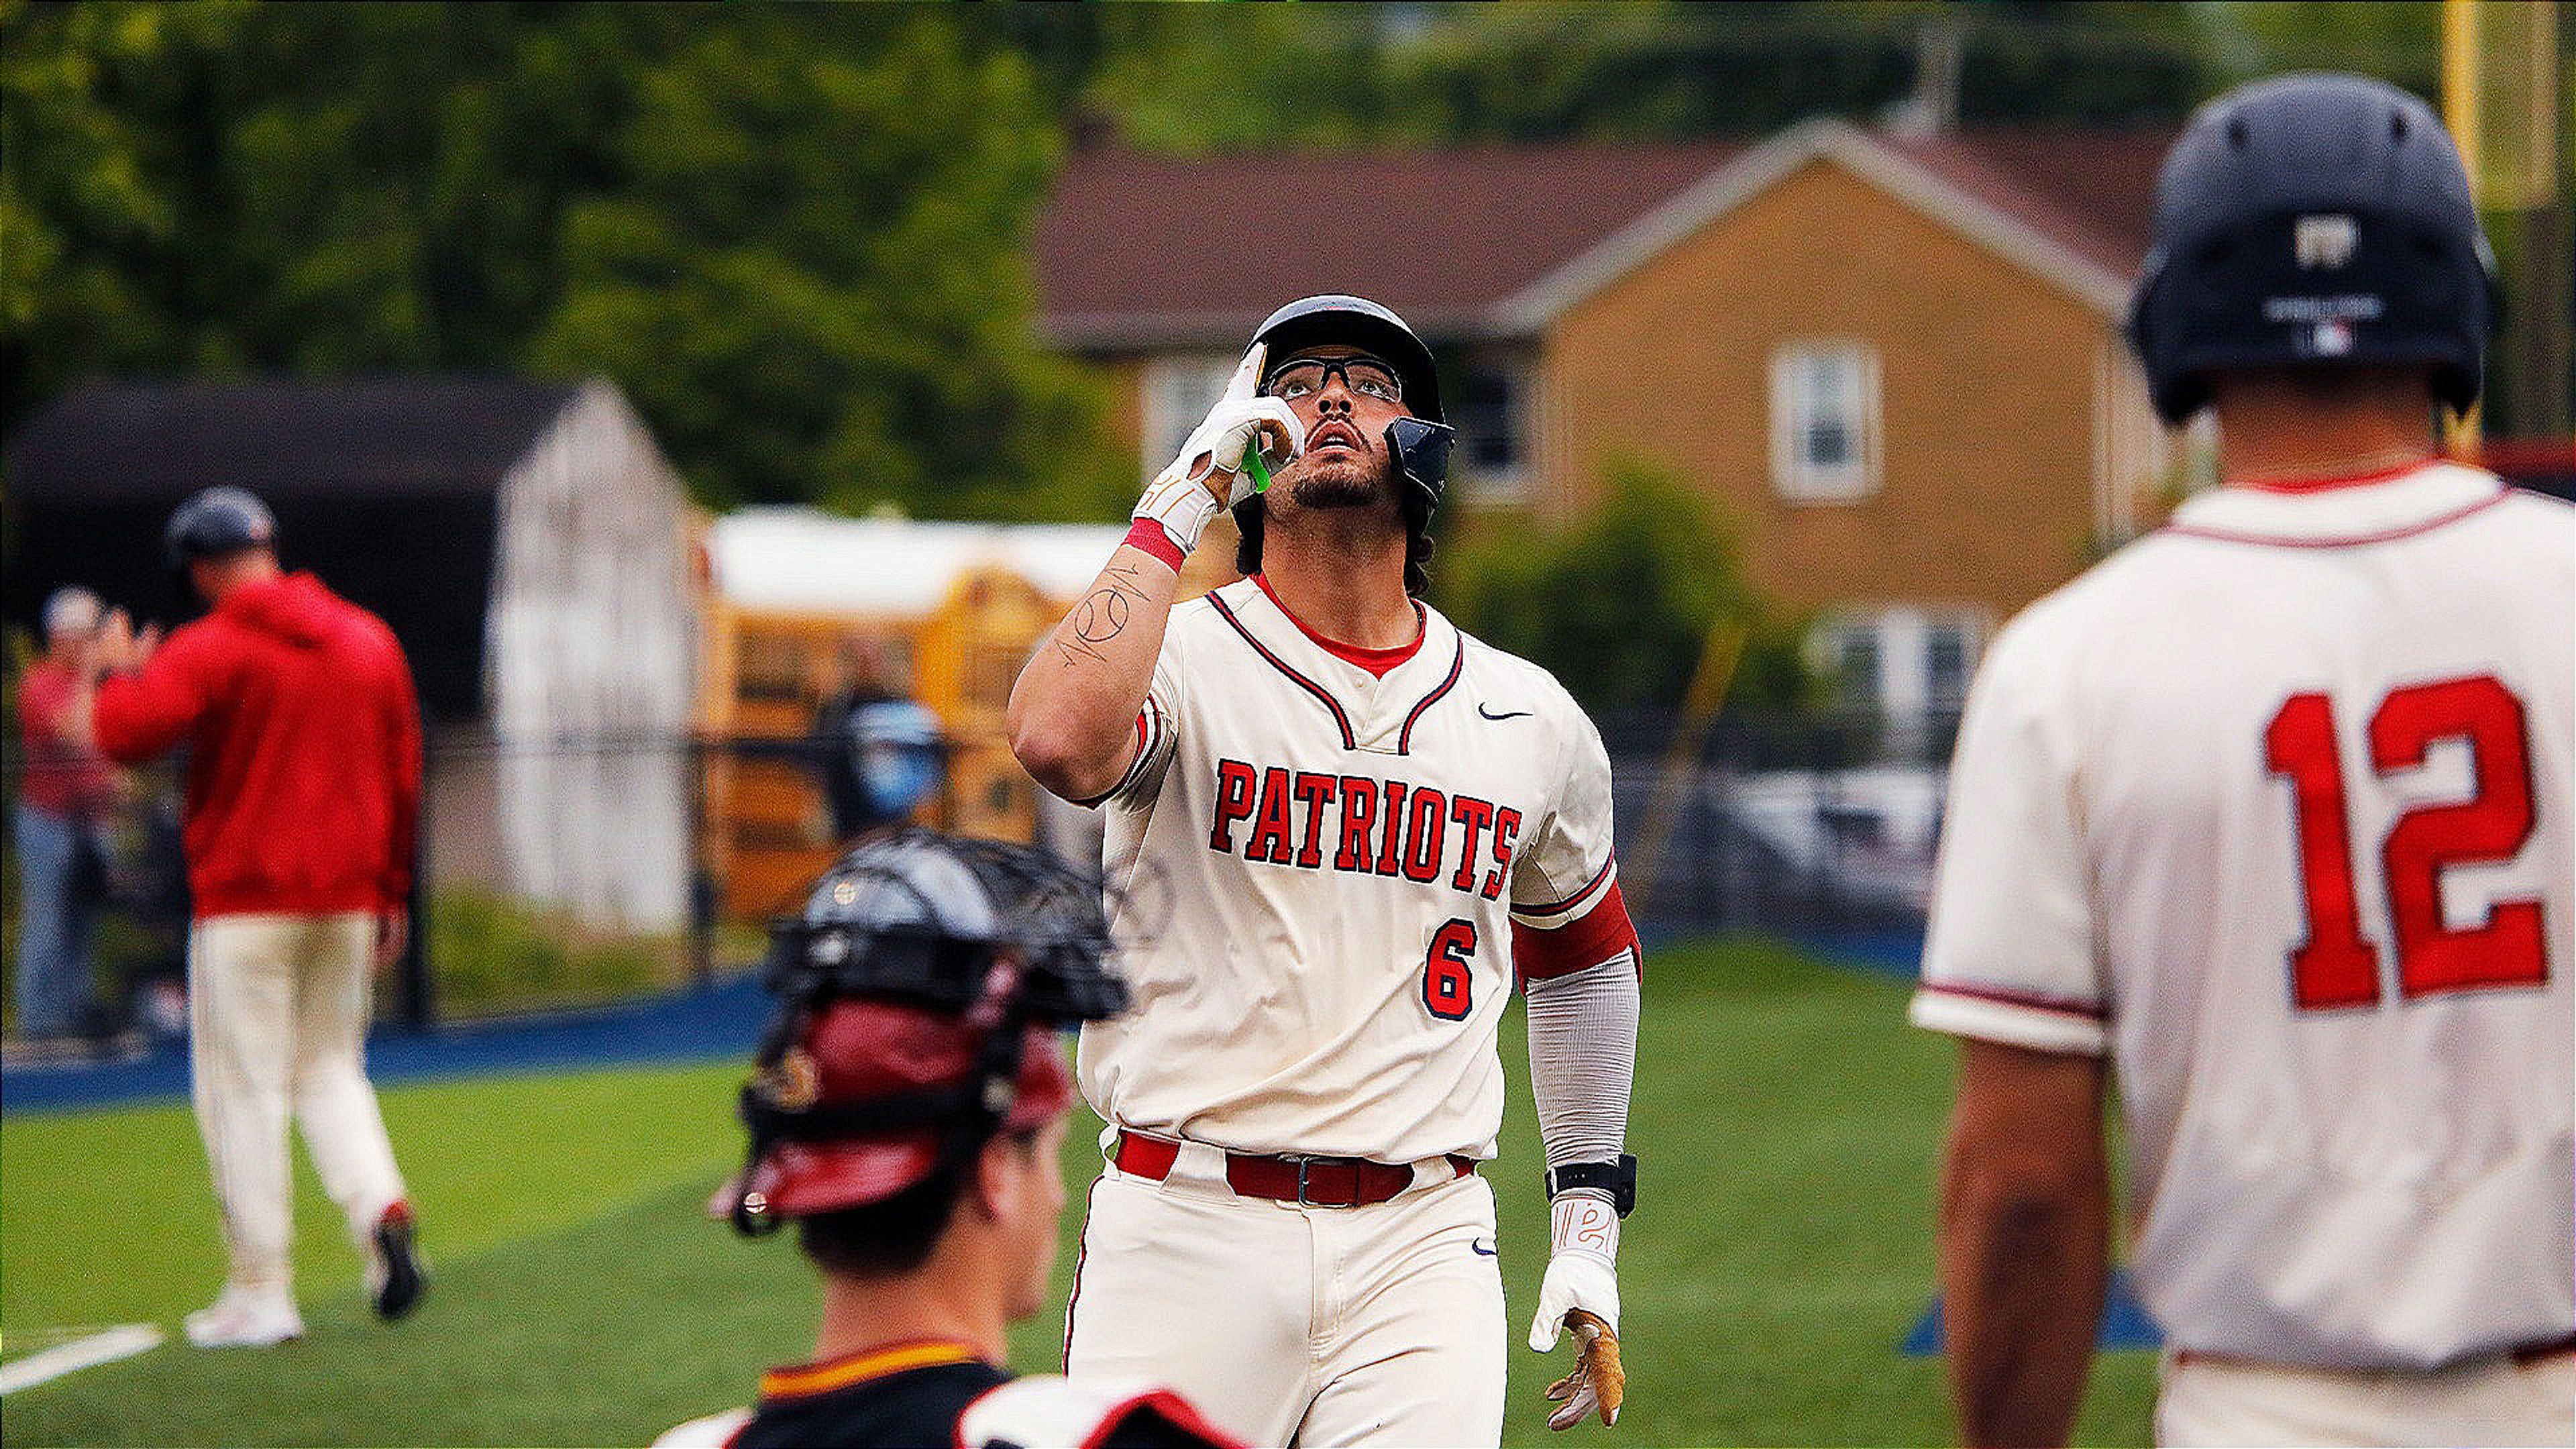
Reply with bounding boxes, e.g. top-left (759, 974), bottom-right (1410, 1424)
top-left (42, 586), bottom-right (103, 641)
